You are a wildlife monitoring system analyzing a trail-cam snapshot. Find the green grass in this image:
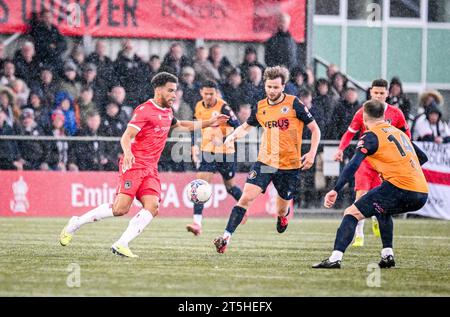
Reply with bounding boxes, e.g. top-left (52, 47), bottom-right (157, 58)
top-left (0, 217), bottom-right (449, 296)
